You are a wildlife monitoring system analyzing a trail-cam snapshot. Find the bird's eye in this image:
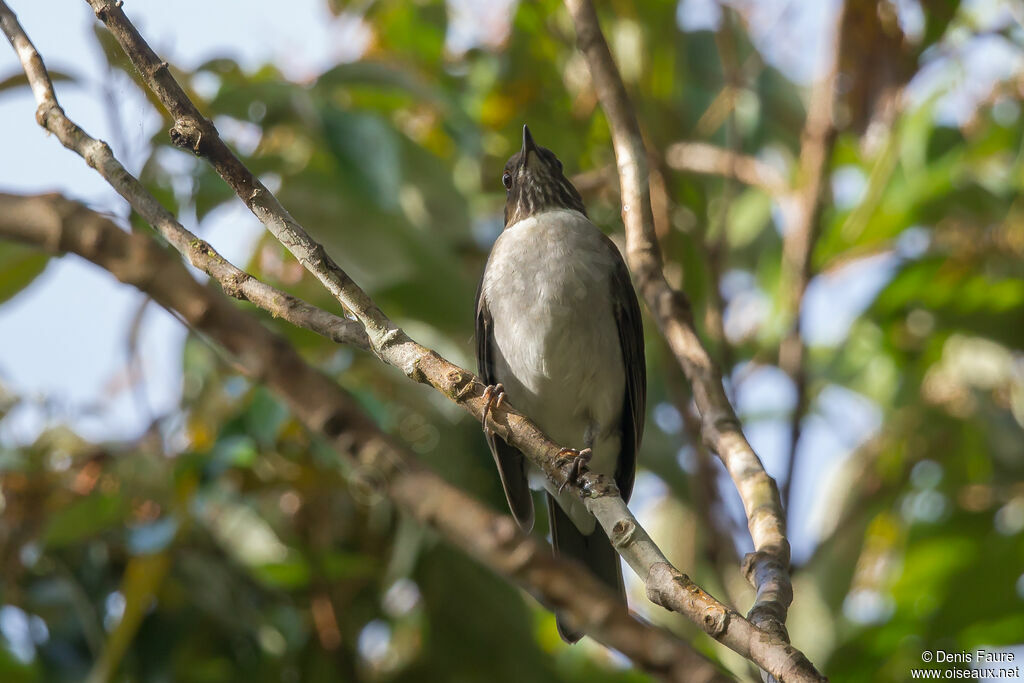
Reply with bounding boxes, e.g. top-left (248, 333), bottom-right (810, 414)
top-left (555, 159), bottom-right (563, 172)
top-left (502, 171), bottom-right (512, 190)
